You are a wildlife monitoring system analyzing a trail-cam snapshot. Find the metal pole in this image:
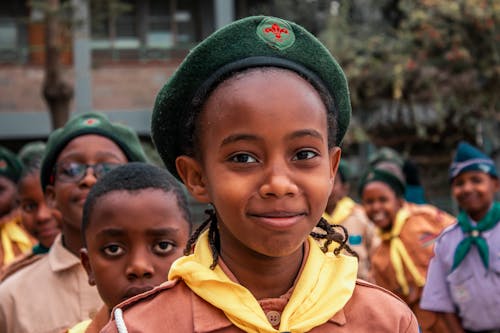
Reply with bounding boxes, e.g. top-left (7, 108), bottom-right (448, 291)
top-left (214, 0), bottom-right (235, 29)
top-left (72, 0), bottom-right (92, 114)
